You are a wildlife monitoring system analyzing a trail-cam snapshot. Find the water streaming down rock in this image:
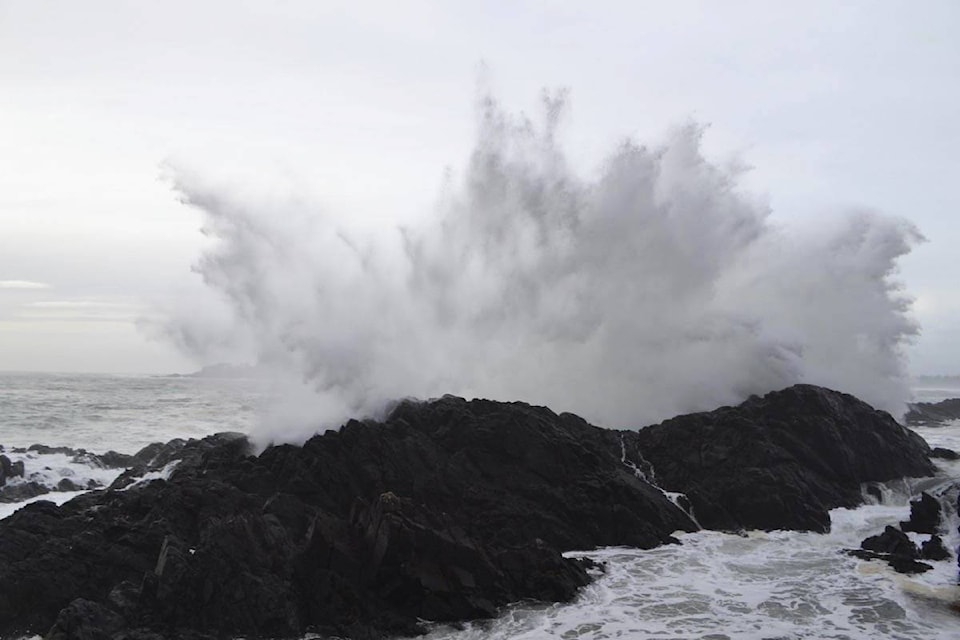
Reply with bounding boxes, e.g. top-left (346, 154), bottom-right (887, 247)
top-left (159, 91), bottom-right (922, 446)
